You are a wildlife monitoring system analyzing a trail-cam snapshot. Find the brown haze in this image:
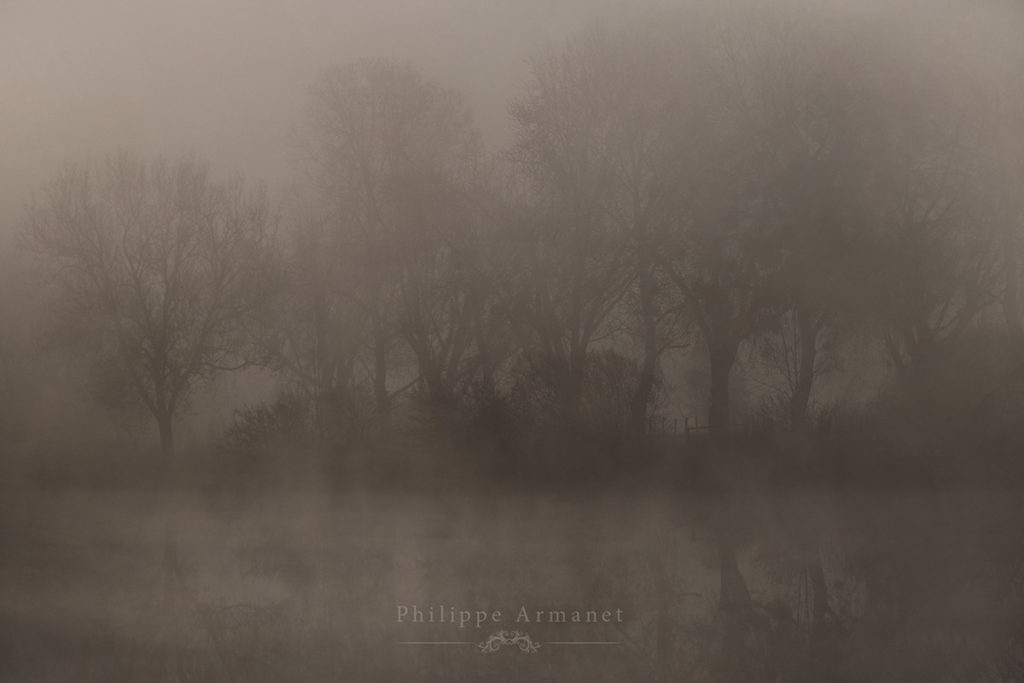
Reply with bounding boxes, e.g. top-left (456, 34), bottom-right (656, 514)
top-left (0, 0), bottom-right (648, 240)
top-left (3, 1), bottom-right (1024, 682)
